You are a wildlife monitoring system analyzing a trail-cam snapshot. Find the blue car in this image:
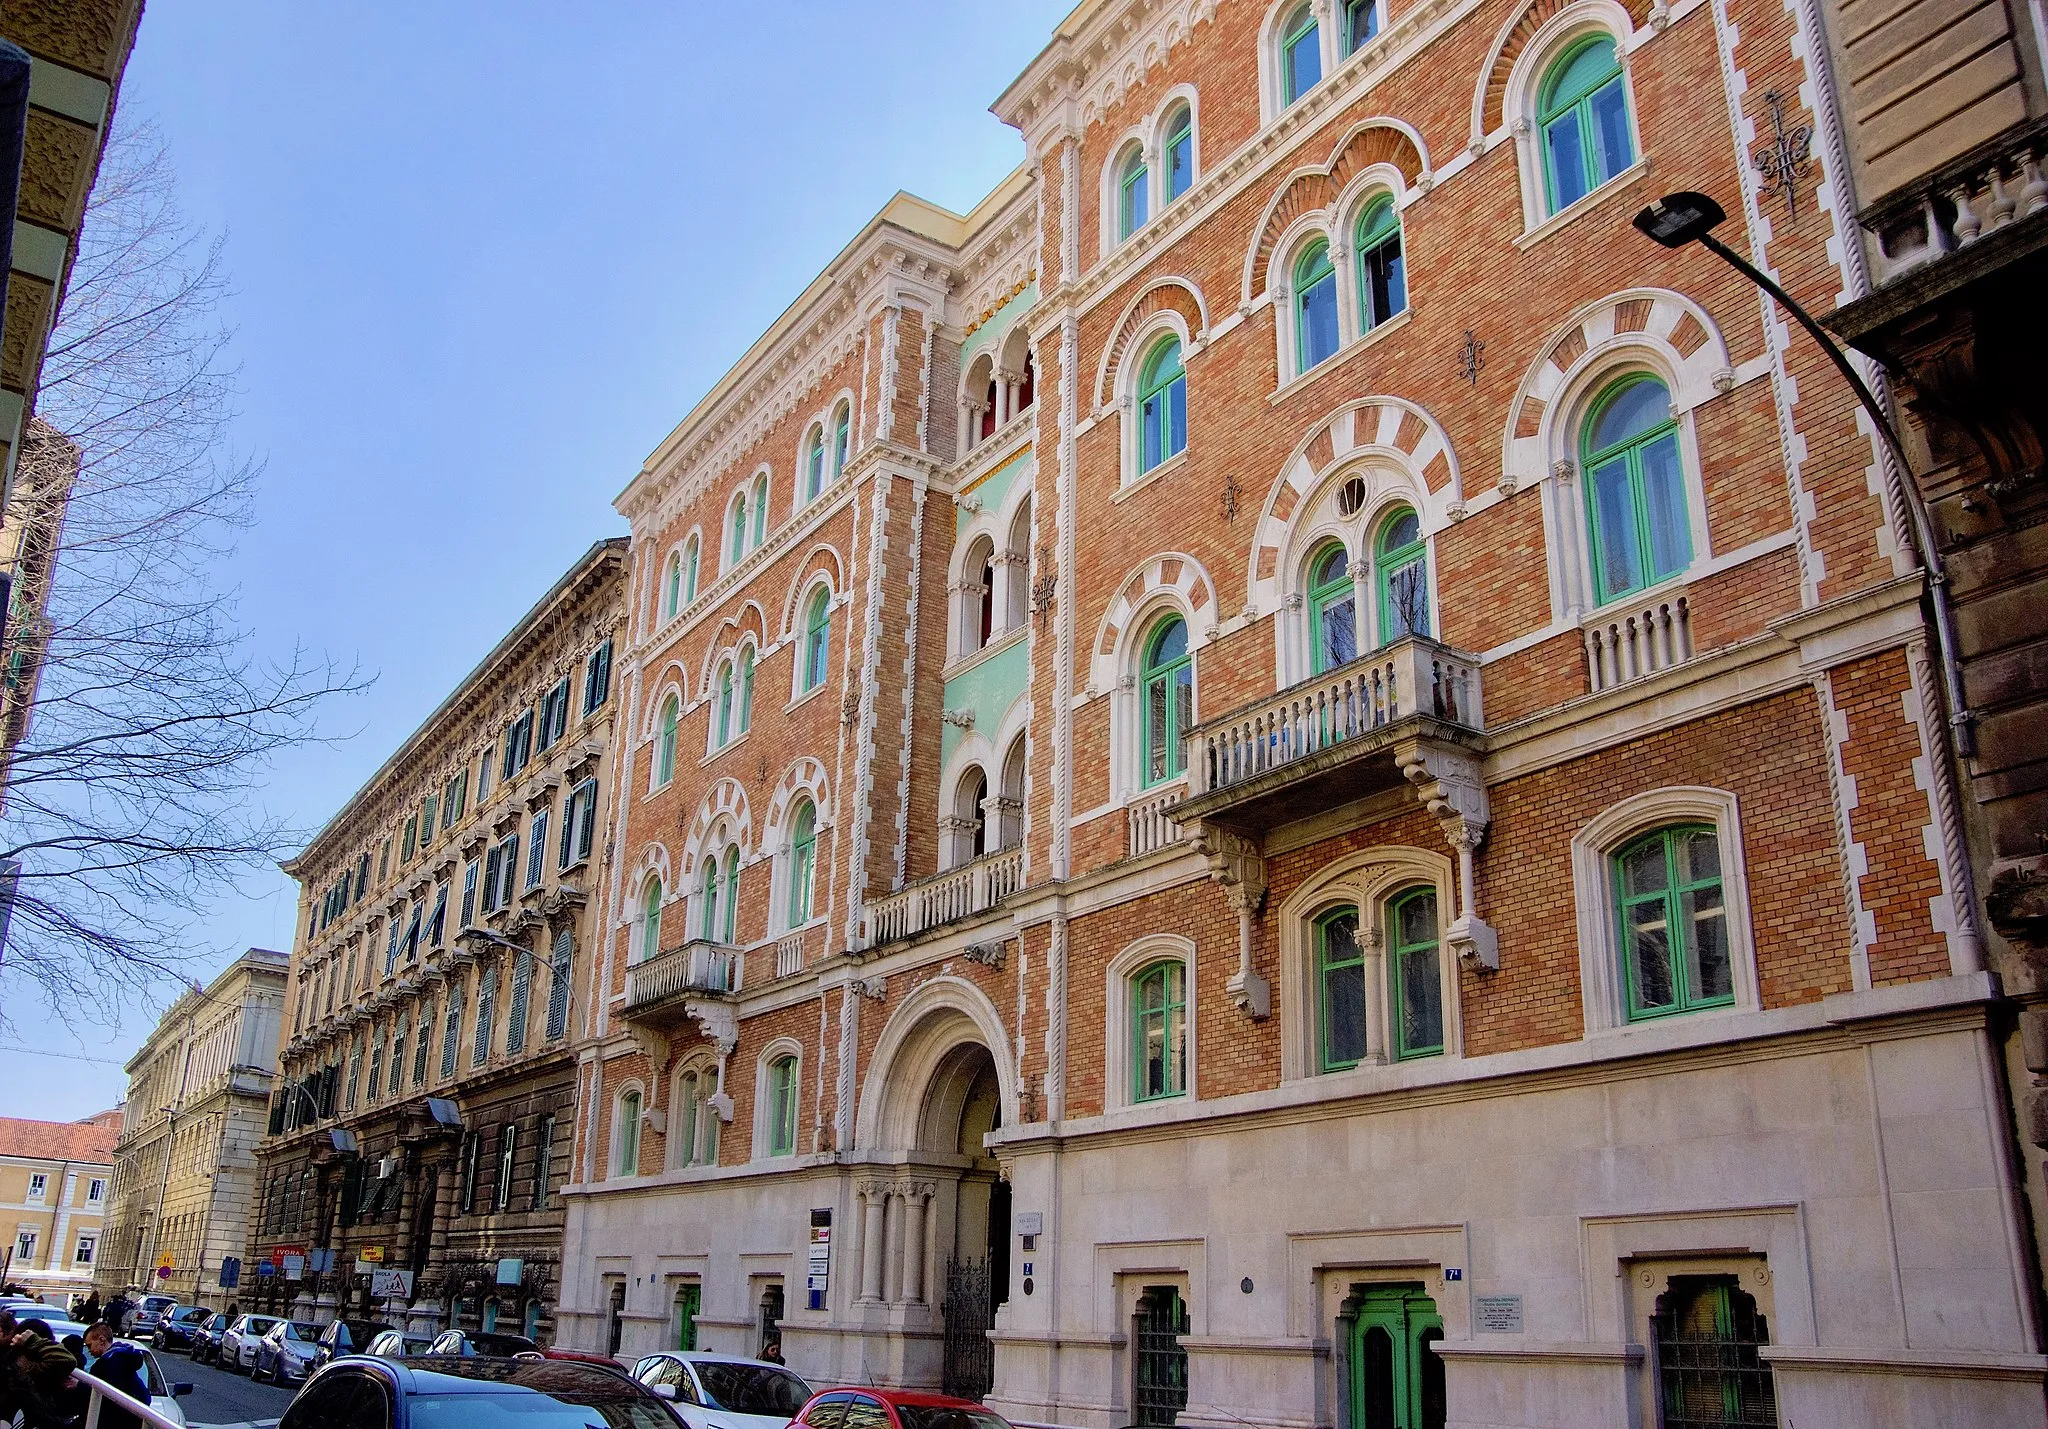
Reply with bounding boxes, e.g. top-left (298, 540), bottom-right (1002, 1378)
top-left (280, 1356), bottom-right (685, 1429)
